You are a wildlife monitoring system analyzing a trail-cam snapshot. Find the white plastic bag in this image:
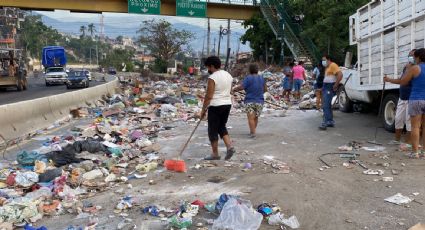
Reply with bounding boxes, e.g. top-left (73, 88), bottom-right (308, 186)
top-left (212, 197), bottom-right (263, 230)
top-left (268, 212), bottom-right (300, 229)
